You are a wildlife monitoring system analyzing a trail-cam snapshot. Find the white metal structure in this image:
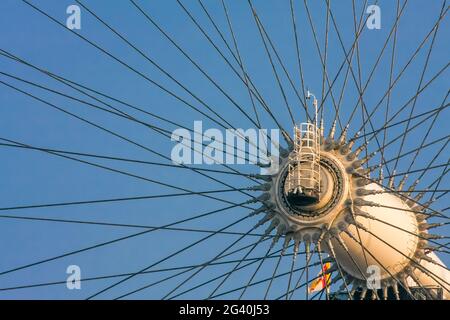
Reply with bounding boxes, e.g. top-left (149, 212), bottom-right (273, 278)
top-left (286, 92), bottom-right (321, 203)
top-left (286, 123), bottom-right (321, 200)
